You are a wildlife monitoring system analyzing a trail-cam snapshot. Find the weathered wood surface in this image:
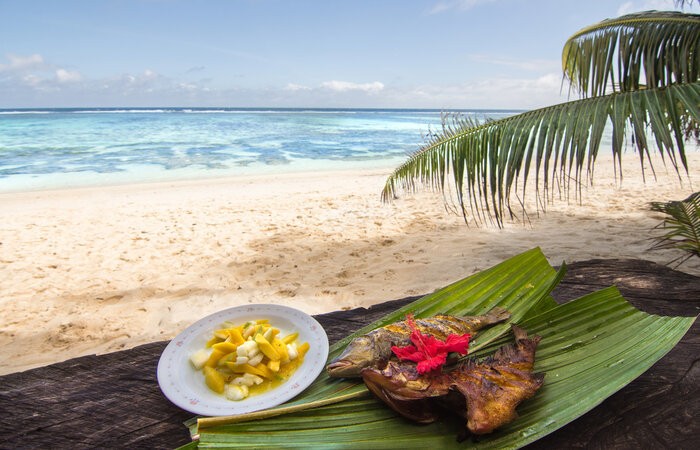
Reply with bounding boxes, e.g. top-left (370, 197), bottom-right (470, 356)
top-left (0, 259), bottom-right (697, 449)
